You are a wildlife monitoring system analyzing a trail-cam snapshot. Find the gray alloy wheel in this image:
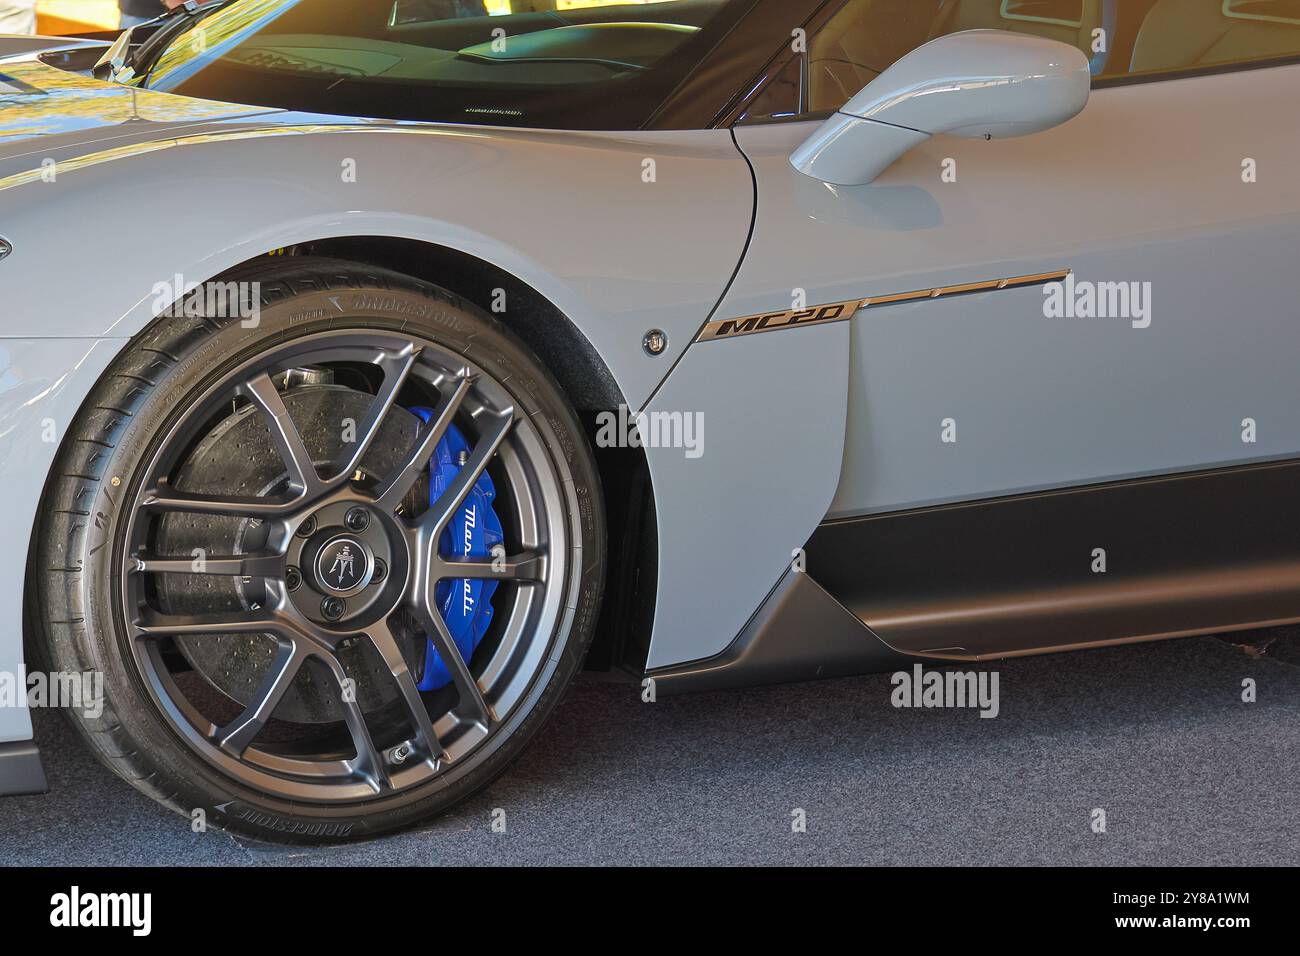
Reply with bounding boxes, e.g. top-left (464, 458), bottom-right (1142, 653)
top-left (34, 259), bottom-right (605, 841)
